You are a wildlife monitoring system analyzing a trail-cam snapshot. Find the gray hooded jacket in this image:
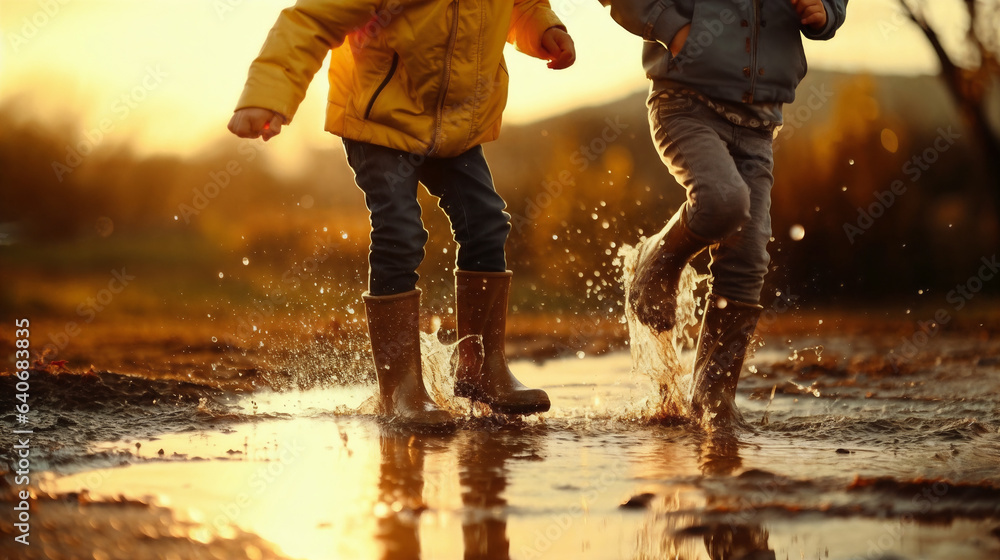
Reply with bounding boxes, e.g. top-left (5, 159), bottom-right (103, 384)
top-left (605, 0), bottom-right (848, 104)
